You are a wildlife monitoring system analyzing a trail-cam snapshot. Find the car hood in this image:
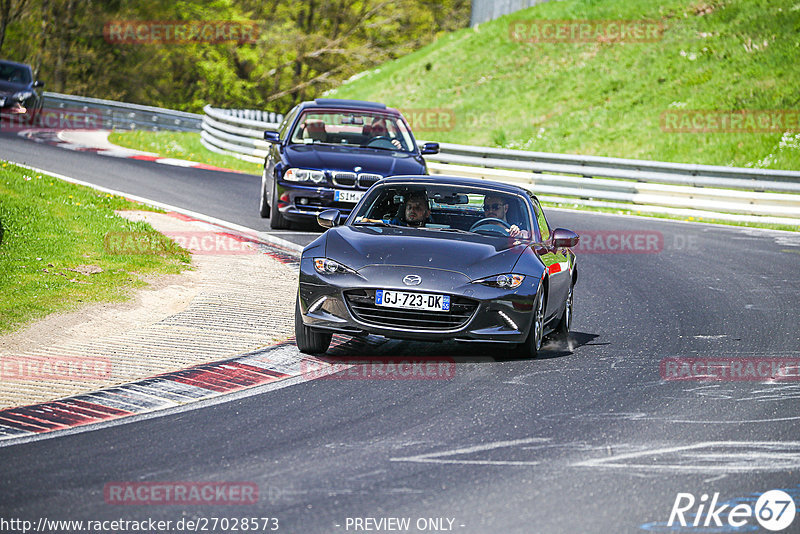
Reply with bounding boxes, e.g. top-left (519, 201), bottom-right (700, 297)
top-left (283, 144), bottom-right (425, 176)
top-left (325, 226), bottom-right (528, 279)
top-left (0, 80), bottom-right (30, 96)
